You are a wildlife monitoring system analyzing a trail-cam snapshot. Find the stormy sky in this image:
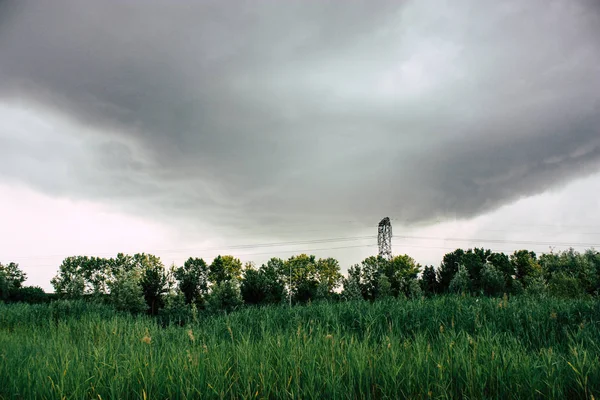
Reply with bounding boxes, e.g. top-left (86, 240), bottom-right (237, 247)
top-left (1, 0), bottom-right (600, 289)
